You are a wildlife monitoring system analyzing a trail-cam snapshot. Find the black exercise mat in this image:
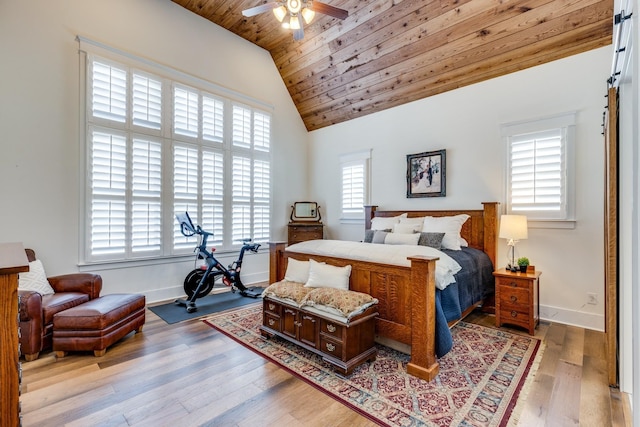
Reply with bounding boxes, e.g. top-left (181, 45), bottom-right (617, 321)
top-left (148, 288), bottom-right (263, 324)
